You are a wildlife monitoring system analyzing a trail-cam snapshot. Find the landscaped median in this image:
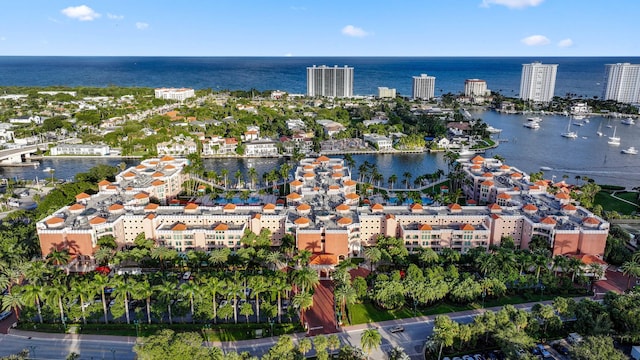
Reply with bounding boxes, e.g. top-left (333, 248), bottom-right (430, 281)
top-left (16, 322), bottom-right (301, 342)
